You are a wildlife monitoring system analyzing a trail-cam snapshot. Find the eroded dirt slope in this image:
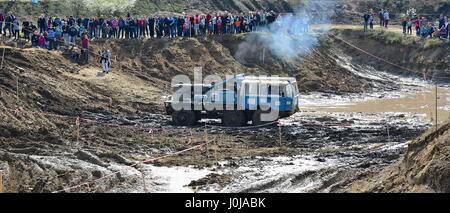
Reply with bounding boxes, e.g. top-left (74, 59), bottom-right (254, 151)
top-left (347, 123), bottom-right (450, 193)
